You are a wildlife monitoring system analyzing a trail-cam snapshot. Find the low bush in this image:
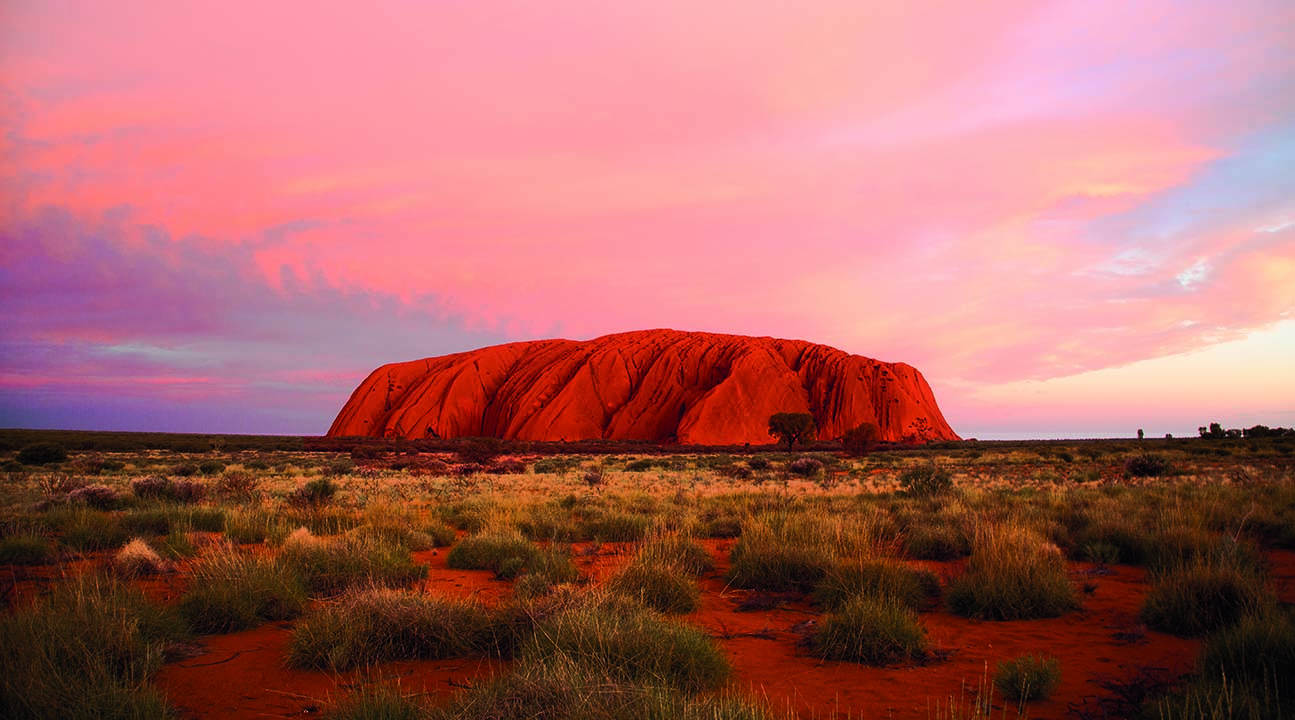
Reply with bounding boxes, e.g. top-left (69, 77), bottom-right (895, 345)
top-left (217, 470), bottom-right (261, 500)
top-left (994, 654), bottom-right (1061, 701)
top-left (899, 464), bottom-right (954, 497)
top-left (180, 548), bottom-right (307, 633)
top-left (16, 441), bottom-right (68, 466)
top-left (130, 475), bottom-right (175, 500)
top-left (198, 459), bottom-right (226, 475)
top-left (638, 534), bottom-right (715, 575)
top-left (813, 595), bottom-right (931, 665)
top-left (289, 587), bottom-right (494, 670)
top-left (946, 523), bottom-right (1078, 620)
top-left (787, 457), bottom-right (824, 477)
top-left (1125, 453), bottom-right (1171, 478)
top-left (727, 516), bottom-right (838, 593)
top-left (287, 477), bottom-right (339, 508)
top-left (67, 483), bottom-right (121, 510)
